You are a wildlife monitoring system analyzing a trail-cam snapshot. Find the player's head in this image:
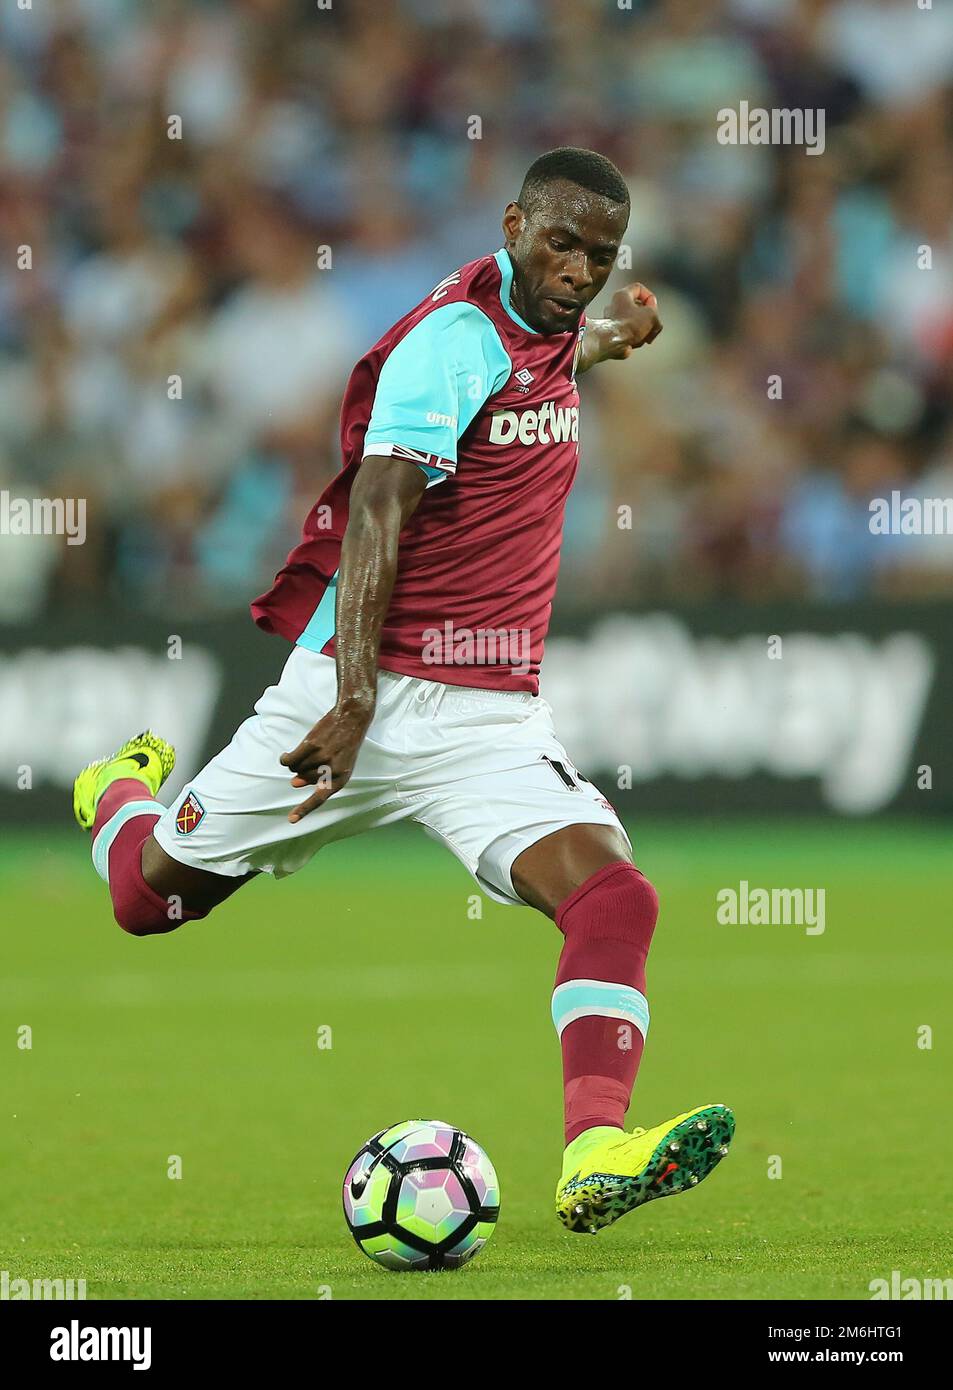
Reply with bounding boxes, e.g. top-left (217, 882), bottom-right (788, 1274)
top-left (502, 147), bottom-right (630, 335)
